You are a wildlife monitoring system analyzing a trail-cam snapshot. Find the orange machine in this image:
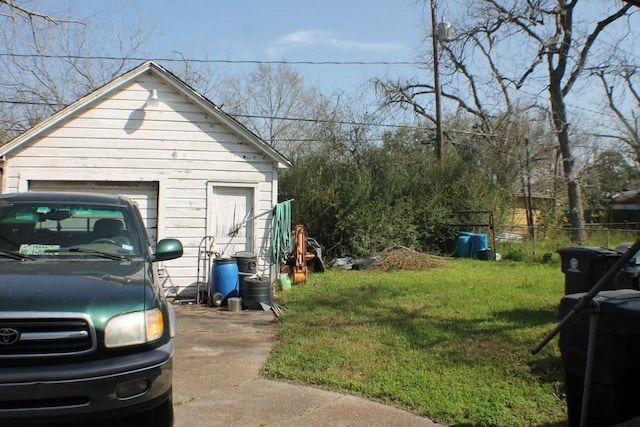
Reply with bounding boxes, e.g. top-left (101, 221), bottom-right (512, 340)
top-left (281, 224), bottom-right (324, 285)
top-left (292, 224), bottom-right (327, 283)
top-left (293, 224), bottom-right (309, 284)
